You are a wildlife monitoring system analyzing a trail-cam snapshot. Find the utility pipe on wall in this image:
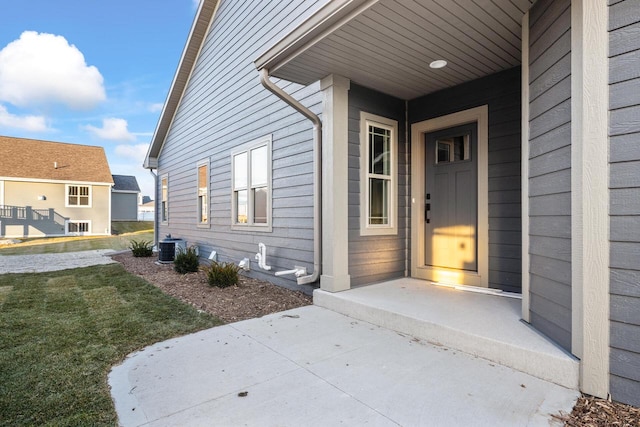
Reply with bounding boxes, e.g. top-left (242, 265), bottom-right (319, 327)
top-left (149, 168), bottom-right (159, 249)
top-left (259, 68), bottom-right (321, 285)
